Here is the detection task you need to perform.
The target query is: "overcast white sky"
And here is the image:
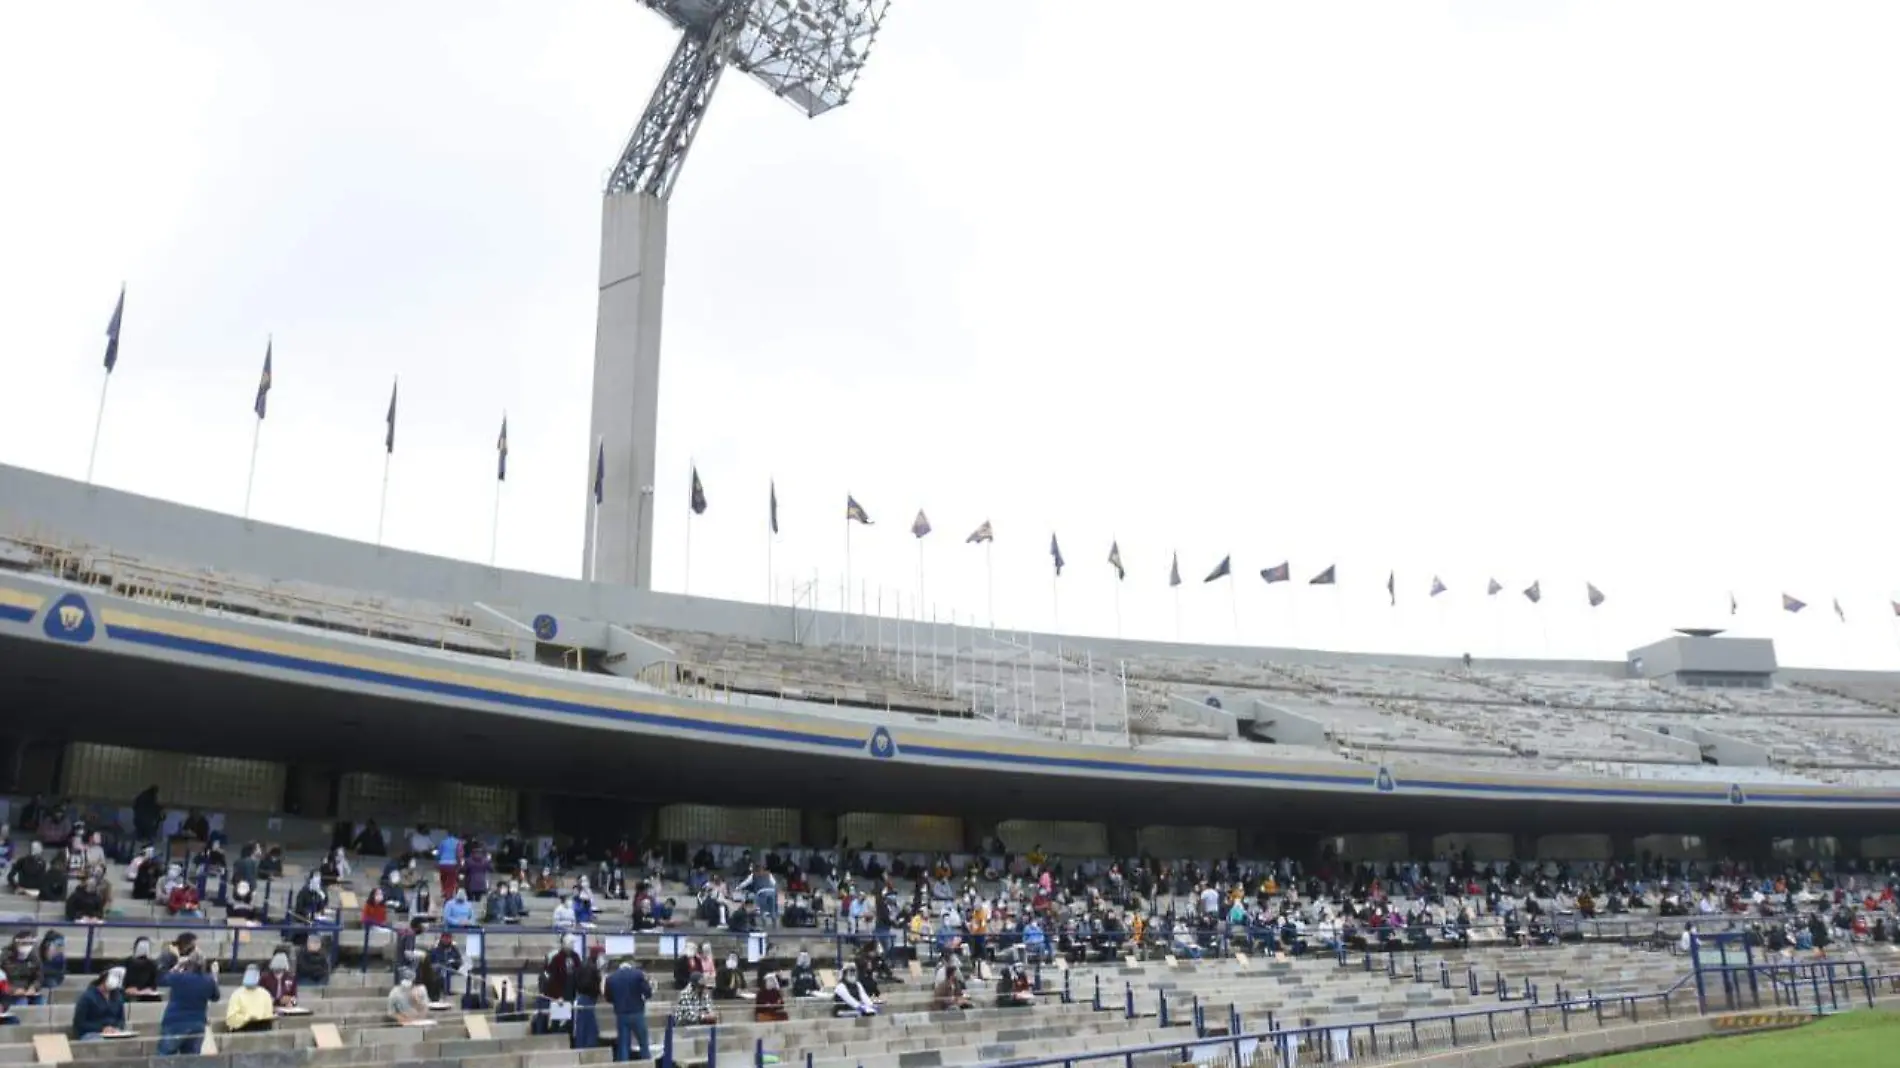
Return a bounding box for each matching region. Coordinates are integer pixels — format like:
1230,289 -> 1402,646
3,1 -> 1899,668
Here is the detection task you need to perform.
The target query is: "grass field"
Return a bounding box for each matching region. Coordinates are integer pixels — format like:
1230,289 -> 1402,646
1575,1010 -> 1900,1067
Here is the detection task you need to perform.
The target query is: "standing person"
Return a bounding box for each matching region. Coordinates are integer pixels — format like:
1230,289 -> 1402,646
604,958 -> 654,1063
156,955 -> 220,1056
436,830 -> 463,901
571,944 -> 605,1051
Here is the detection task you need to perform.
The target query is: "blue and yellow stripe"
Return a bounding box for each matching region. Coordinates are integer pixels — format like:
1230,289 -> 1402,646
0,581 -> 1895,809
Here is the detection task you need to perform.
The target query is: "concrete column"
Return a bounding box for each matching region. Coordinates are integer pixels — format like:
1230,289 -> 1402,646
583,192 -> 668,589
1610,833 -> 1638,862
1512,832 -> 1540,861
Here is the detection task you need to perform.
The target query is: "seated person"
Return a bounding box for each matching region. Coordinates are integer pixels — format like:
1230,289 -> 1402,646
380,869 -> 411,914
753,973 -> 788,1022
295,935 -> 332,985
361,886 -> 390,930
672,971 -> 718,1026
164,871 -> 203,918
69,968 -> 128,1040
226,880 -> 263,924
35,933 -> 67,992
441,890 -> 475,929
832,963 -> 878,1017
289,875 -> 330,925
261,952 -> 301,1011
64,875 -> 107,923
224,966 -> 275,1033
788,951 -> 822,998
485,880 -> 525,925
713,953 -> 747,1001
995,961 -> 1034,1008
121,939 -> 162,1001
933,960 -> 972,1011
386,969 -> 431,1024
318,848 -> 351,886
427,933 -> 464,996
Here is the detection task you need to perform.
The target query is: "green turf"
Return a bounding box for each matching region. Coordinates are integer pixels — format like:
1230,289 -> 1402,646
1572,1009 -> 1900,1067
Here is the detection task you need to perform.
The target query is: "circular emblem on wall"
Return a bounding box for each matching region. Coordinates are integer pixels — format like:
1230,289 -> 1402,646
43,593 -> 97,644
867,727 -> 898,760
1374,766 -> 1397,793
1728,783 -> 1746,806
532,613 -> 559,641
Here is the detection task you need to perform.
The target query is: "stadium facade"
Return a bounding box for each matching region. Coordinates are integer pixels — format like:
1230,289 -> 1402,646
2,461 -> 1897,861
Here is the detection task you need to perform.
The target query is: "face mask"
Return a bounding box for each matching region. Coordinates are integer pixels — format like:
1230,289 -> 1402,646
105,972 -> 123,991
400,978 -> 414,988
242,969 -> 261,988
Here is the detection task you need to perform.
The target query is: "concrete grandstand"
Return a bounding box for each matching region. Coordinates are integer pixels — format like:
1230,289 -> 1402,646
4,459 -> 1900,1068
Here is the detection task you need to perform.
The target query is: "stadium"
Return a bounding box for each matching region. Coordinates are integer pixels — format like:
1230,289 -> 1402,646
4,2 -> 1900,1068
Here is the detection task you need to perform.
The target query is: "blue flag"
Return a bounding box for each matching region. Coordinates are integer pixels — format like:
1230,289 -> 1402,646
593,440 -> 605,505
690,467 -> 707,515
384,379 -> 398,454
496,416 -> 508,481
103,287 -> 124,372
1050,534 -> 1064,575
253,342 -> 273,419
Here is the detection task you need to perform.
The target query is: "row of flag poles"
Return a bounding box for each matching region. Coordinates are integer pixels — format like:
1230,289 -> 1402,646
77,292 -> 1900,634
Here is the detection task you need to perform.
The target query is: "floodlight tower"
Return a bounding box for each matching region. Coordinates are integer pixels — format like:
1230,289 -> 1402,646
584,0 -> 890,588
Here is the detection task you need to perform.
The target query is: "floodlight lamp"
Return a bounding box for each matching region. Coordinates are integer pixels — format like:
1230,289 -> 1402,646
642,0 -> 893,118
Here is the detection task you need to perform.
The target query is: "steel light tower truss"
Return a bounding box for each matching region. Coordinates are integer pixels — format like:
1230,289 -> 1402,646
584,0 -> 890,590
609,0 -> 892,198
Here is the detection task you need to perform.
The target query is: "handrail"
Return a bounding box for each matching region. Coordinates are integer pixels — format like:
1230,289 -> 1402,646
1,531 -> 522,657
631,656 -> 972,719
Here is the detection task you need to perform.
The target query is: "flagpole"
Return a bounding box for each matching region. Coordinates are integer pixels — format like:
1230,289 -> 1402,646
1230,581 -> 1240,643
929,604 -> 939,691
489,477 -> 503,566
84,370 -> 112,485
375,450 -> 393,547
843,518 -> 852,645
767,526 -> 775,607
1085,649 -> 1098,738
1174,587 -> 1182,642
985,543 -> 995,632
685,512 -> 694,596
1053,571 -> 1067,735
1113,581 -> 1122,639
241,417 -> 263,520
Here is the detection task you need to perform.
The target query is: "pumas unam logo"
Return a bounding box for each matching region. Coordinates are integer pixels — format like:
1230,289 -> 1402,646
42,593 -> 97,644
1374,766 -> 1397,793
867,727 -> 897,760
1729,783 -> 1746,806
532,614 -> 559,641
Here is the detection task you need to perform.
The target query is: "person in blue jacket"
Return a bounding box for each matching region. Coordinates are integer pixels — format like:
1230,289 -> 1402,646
157,955 -> 220,1056
604,958 -> 655,1063
70,968 -> 127,1040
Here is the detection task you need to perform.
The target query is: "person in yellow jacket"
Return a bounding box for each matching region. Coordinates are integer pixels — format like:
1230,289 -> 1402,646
225,966 -> 276,1033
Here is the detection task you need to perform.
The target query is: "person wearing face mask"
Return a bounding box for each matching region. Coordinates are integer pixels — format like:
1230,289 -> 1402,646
36,933 -> 67,990
121,939 -> 161,1001
387,968 -> 431,1025
5,933 -> 42,1005
485,880 -> 525,925
225,966 -> 275,1033
261,951 -> 303,1013
291,875 -> 329,925
604,958 -> 655,1063
442,889 -> 474,929
226,879 -> 262,925
753,972 -> 788,1023
831,963 -> 877,1017
71,966 -> 128,1040
571,944 -> 605,1051
671,971 -> 718,1027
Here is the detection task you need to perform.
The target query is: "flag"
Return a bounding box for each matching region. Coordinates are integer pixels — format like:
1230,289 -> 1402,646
103,287 -> 124,372
1108,541 -> 1124,581
1486,578 -> 1502,596
1205,556 -> 1232,583
846,496 -> 872,524
1587,582 -> 1605,607
496,416 -> 508,481
769,481 -> 779,534
253,342 -> 273,419
1169,553 -> 1182,588
592,439 -> 605,505
965,520 -> 993,544
1523,580 -> 1542,604
1782,593 -> 1805,614
1050,534 -> 1065,575
1308,565 -> 1335,585
1386,570 -> 1396,605
384,379 -> 398,454
911,510 -> 931,538
1834,597 -> 1845,622
1260,561 -> 1290,584
1430,576 -> 1447,597
1892,599 -> 1899,617
689,467 -> 707,515
1729,591 -> 1737,616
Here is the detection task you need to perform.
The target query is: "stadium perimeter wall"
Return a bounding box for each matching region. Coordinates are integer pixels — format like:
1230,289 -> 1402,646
0,463 -> 1668,676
